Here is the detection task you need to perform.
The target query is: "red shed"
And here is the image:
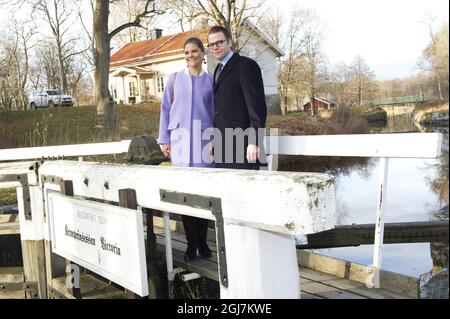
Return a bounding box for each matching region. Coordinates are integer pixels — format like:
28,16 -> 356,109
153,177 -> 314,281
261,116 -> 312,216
303,97 -> 337,112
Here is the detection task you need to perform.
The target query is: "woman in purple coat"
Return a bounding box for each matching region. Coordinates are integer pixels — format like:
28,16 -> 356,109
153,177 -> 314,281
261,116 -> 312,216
158,37 -> 214,262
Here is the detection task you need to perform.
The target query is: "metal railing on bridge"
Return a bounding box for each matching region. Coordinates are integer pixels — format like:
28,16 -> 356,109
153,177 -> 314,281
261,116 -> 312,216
367,95 -> 426,106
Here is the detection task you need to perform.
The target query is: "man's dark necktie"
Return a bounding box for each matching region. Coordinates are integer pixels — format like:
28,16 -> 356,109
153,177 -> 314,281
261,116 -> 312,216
215,63 -> 223,83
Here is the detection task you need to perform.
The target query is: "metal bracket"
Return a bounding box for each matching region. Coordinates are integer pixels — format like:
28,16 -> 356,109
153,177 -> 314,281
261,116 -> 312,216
0,174 -> 32,220
159,189 -> 229,288
0,281 -> 39,298
40,174 -> 64,185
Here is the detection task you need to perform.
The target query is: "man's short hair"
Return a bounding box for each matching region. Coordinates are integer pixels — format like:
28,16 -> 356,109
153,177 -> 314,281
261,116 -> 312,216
208,26 -> 232,40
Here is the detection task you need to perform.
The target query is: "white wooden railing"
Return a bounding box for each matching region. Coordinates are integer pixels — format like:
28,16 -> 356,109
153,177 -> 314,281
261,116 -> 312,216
264,132 -> 442,287
0,140 -> 131,162
0,131 -> 443,296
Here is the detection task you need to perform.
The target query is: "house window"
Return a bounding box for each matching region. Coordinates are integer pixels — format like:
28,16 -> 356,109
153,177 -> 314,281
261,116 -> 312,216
110,85 -> 117,99
129,81 -> 138,96
157,76 -> 165,93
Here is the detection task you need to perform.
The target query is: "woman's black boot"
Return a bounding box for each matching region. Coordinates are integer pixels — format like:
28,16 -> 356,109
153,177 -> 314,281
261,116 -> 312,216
197,219 -> 212,258
184,242 -> 198,262
183,216 -> 198,262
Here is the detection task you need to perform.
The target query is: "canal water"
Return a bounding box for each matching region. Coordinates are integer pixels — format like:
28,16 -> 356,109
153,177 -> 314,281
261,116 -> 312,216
310,116 -> 449,279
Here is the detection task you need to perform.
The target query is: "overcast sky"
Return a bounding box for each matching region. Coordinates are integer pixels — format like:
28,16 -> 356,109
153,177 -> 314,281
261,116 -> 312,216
272,0 -> 449,80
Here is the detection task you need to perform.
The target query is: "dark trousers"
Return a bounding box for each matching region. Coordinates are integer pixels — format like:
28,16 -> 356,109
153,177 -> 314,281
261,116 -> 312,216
182,215 -> 209,246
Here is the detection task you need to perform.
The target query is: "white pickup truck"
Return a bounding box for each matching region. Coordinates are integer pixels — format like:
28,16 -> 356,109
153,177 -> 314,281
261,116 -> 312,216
29,89 -> 74,109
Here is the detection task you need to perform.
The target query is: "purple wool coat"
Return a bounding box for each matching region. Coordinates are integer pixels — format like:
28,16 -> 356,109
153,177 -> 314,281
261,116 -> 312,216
158,69 -> 215,167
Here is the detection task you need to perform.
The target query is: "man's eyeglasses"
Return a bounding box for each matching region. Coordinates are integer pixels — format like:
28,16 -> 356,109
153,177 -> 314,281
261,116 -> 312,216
207,39 -> 227,49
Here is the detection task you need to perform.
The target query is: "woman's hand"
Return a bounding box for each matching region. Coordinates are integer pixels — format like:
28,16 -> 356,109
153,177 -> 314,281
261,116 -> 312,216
160,144 -> 171,157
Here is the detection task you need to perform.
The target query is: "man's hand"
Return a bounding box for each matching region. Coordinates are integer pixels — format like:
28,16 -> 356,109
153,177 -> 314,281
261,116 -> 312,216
246,144 -> 260,162
208,141 -> 214,158
160,144 -> 171,157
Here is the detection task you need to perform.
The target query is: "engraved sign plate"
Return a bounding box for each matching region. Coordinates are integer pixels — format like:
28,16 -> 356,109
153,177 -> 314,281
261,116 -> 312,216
47,192 -> 148,296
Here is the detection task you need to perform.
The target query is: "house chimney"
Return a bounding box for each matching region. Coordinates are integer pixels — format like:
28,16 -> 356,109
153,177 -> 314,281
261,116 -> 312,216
151,28 -> 163,39
193,18 -> 210,30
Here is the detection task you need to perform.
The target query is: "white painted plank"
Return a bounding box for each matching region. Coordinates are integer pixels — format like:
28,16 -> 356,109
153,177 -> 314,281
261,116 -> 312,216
0,140 -> 131,162
0,161 -> 37,170
220,225 -> 300,299
264,133 -> 442,158
372,158 -> 389,288
0,182 -> 20,189
1,133 -> 441,163
17,185 -> 45,241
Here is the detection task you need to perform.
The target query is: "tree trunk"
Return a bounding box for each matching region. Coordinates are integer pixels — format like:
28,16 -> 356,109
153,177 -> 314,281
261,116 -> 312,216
56,39 -> 68,93
437,73 -> 443,101
94,0 -> 115,129
358,76 -> 363,106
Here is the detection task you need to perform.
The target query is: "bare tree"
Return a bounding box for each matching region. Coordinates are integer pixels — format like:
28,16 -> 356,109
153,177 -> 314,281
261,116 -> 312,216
419,22 -> 449,100
272,8 -> 308,114
297,10 -> 326,115
109,0 -> 162,47
165,0 -> 265,51
77,0 -> 95,66
261,7 -> 328,115
349,55 -> 377,106
0,19 -> 35,110
258,6 -> 282,45
327,62 -> 353,107
93,0 -> 163,128
33,0 -> 88,94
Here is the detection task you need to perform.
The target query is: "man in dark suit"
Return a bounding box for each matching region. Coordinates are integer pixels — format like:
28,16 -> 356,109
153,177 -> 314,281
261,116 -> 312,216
208,26 -> 267,170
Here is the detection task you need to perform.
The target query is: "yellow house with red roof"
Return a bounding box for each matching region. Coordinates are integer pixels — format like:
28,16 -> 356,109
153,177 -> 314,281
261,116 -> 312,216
109,27 -> 284,114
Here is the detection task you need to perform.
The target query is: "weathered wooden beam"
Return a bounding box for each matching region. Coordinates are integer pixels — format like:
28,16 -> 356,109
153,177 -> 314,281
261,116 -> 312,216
14,167 -> 47,299
297,221 -> 449,249
142,208 -> 163,299
0,214 -> 19,224
0,267 -> 26,299
39,160 -> 336,236
0,222 -> 20,235
297,251 -> 419,298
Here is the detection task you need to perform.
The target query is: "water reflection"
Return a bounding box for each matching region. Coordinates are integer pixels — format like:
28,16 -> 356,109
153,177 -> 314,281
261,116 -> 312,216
306,116 -> 449,278
430,206 -> 449,275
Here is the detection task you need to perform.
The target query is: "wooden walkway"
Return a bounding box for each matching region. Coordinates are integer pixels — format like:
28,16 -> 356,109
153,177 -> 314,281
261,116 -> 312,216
153,230 -> 416,299
0,220 -> 419,299
0,214 -> 19,236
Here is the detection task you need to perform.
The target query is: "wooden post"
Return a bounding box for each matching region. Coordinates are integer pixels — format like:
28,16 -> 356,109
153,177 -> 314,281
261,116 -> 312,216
118,188 -> 145,299
17,183 -> 48,299
60,180 -> 81,298
43,182 -> 67,300
219,224 -> 301,298
142,207 -> 162,299
43,182 -> 64,300
372,158 -> 389,288
163,211 -> 175,299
